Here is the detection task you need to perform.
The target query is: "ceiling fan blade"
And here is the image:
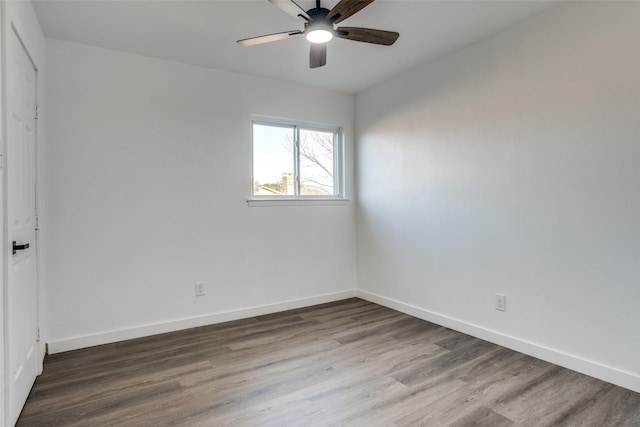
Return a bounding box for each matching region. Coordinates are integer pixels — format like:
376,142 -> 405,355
237,30 -> 303,47
326,0 -> 375,24
335,27 -> 399,46
268,0 -> 311,22
310,43 -> 327,68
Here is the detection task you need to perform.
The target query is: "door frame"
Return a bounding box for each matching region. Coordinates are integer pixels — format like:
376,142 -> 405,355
2,14 -> 42,425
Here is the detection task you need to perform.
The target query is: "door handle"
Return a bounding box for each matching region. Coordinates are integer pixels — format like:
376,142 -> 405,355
12,241 -> 30,255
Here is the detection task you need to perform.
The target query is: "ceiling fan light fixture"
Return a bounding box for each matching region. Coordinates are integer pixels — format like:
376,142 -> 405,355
306,28 -> 333,44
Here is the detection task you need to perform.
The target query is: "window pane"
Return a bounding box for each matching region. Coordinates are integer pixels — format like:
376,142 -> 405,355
299,129 -> 335,196
253,124 -> 295,196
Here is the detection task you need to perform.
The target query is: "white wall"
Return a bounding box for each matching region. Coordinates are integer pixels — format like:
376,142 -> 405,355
42,39 -> 357,352
356,1 -> 640,392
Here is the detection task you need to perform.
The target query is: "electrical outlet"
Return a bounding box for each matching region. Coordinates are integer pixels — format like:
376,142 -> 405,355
195,282 -> 205,297
495,294 -> 506,312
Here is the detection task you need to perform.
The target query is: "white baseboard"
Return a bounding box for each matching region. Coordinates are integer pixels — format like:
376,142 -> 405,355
356,289 -> 640,394
47,288 -> 640,393
47,290 -> 357,354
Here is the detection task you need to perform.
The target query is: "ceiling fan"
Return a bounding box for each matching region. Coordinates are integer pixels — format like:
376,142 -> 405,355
237,0 -> 399,69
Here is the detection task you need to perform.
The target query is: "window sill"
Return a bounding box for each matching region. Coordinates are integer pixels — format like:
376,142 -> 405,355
247,198 -> 350,207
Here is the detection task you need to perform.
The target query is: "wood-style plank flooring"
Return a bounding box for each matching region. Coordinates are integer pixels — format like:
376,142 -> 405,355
18,298 -> 640,426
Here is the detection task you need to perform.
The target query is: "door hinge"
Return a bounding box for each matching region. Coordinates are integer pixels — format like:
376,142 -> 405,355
37,326 -> 41,342
35,103 -> 39,120
35,214 -> 40,231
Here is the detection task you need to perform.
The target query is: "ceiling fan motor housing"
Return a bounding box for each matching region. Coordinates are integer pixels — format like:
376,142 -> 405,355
305,7 -> 334,44
305,7 -> 333,31
307,7 -> 331,22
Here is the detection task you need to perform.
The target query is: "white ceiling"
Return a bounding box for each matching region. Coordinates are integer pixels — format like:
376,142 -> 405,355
32,0 -> 558,94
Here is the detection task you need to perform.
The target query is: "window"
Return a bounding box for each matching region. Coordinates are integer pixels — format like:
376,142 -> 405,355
252,120 -> 342,199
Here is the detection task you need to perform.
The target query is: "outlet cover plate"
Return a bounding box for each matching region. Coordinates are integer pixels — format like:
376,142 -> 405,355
195,282 -> 205,297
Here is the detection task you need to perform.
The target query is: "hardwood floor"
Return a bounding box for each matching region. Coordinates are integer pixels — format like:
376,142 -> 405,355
17,298 -> 640,426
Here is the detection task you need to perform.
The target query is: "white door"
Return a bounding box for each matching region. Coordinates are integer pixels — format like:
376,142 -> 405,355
6,26 -> 38,426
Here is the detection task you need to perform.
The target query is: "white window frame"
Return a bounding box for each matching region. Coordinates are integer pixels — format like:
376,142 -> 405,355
249,117 -> 347,206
